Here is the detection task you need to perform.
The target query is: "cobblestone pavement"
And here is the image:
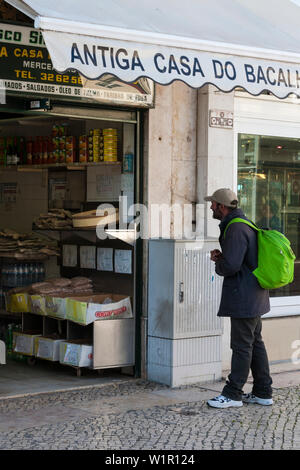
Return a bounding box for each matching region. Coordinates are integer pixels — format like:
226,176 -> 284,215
0,379 -> 299,451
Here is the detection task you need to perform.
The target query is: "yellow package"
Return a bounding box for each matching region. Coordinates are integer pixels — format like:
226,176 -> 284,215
6,293 -> 29,313
45,296 -> 67,319
29,295 -> 47,316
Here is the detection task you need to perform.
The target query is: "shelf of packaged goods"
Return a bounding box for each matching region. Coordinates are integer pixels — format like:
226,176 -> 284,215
0,253 -> 49,261
32,225 -> 97,232
0,162 -> 121,171
32,225 -> 123,232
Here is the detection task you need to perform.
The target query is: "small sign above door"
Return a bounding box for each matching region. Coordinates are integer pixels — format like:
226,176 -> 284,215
209,110 -> 233,129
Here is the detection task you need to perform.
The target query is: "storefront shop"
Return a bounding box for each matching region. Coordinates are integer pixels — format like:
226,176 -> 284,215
0,16 -> 155,395
2,0 -> 300,391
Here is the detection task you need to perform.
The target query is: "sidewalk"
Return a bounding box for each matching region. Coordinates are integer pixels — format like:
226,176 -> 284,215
0,363 -> 299,450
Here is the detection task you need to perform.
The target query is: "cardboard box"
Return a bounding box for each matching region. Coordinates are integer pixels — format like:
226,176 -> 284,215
45,296 -> 68,319
59,340 -> 93,367
35,336 -> 66,361
65,294 -> 133,325
5,292 -> 29,313
28,294 -> 47,316
13,331 -> 41,356
59,341 -> 68,363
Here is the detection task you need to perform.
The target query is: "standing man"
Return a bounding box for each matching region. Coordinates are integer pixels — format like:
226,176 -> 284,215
204,188 -> 273,409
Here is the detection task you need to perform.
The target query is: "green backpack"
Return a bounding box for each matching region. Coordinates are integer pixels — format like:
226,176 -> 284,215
224,217 -> 296,290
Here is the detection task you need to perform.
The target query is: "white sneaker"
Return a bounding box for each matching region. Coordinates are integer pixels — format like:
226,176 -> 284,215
242,393 -> 273,406
207,394 -> 243,409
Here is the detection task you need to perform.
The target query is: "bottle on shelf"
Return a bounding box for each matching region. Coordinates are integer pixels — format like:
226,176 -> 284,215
41,263 -> 46,282
11,137 -> 19,165
35,263 -> 43,282
33,263 -> 39,283
11,146 -> 18,165
6,265 -> 13,287
29,263 -> 34,284
1,265 -> 8,286
19,137 -> 26,165
26,137 -> 33,165
24,264 -> 29,286
17,264 -> 23,287
36,137 -> 42,165
42,139 -> 48,164
123,147 -> 134,173
6,145 -> 12,165
13,264 -> 17,287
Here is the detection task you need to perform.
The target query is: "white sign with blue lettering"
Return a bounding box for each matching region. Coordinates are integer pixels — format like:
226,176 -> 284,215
42,30 -> 300,99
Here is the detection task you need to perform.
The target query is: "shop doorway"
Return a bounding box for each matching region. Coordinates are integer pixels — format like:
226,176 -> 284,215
0,102 -> 143,397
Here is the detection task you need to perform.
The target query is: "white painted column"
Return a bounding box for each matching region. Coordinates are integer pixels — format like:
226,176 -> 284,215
147,82 -> 197,239
196,85 -> 235,238
142,82 -> 198,380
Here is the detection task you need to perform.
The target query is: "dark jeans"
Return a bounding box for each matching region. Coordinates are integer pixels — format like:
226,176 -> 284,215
222,316 -> 272,401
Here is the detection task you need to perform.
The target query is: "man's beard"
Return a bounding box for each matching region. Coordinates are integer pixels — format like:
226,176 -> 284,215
212,208 -> 222,220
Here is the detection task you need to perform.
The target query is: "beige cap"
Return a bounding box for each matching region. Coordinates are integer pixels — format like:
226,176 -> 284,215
204,188 -> 238,208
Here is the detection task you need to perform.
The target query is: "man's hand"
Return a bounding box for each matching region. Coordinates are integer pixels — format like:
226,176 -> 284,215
210,249 -> 222,262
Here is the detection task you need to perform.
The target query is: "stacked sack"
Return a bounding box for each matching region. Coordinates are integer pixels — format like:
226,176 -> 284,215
8,276 -> 94,297
30,277 -> 93,296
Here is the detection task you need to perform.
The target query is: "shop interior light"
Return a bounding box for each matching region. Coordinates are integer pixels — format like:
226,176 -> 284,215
255,173 -> 266,179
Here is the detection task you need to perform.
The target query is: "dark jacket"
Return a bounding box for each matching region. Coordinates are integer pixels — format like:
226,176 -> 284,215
215,208 -> 270,318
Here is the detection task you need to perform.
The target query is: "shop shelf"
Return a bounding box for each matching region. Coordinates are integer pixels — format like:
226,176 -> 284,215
0,161 -> 121,171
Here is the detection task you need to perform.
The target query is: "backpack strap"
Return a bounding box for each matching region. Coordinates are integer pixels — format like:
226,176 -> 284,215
223,217 -> 259,239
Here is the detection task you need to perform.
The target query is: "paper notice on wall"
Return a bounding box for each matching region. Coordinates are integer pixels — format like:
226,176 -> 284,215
0,182 -> 17,204
97,247 -> 113,271
86,165 -> 121,202
96,174 -> 120,201
62,244 -> 77,267
80,245 -> 96,269
49,179 -> 67,201
114,249 -> 132,274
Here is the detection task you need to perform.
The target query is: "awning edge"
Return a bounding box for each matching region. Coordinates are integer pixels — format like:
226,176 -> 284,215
42,28 -> 300,99
35,16 -> 300,65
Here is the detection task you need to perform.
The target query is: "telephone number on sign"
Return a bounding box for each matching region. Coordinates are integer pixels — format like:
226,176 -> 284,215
40,73 -> 82,84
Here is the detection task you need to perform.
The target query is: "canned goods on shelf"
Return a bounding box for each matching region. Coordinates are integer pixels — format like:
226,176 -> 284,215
104,146 -> 117,151
104,141 -> 117,146
103,130 -> 117,136
104,155 -> 118,162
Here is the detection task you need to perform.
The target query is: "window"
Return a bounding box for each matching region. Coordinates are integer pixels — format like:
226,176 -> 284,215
238,133 -> 300,297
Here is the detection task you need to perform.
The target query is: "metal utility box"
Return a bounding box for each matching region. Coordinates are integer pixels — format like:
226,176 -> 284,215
147,239 -> 223,387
